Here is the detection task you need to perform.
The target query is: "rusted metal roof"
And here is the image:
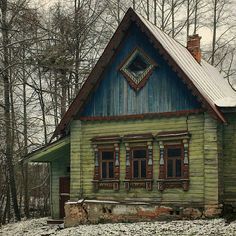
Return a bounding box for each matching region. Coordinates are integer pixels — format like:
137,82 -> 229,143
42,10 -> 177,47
51,8 -> 236,140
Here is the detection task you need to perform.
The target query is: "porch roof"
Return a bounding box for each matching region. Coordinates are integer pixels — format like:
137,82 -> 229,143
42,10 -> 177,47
24,137 -> 70,163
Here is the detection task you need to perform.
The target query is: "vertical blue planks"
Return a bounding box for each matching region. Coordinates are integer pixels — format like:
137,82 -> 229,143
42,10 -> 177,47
81,23 -> 201,117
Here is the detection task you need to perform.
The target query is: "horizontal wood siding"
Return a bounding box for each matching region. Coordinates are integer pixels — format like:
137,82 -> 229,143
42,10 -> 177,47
203,114 -> 220,207
70,121 -> 82,200
70,114 -> 205,205
223,113 -> 236,204
51,156 -> 70,219
81,23 -> 201,117
218,124 -> 223,203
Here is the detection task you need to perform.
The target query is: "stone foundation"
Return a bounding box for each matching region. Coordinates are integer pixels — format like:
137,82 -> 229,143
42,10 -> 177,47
64,200 -> 222,227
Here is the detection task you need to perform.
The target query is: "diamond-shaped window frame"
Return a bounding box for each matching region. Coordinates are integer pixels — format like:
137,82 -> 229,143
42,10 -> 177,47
120,48 -> 156,91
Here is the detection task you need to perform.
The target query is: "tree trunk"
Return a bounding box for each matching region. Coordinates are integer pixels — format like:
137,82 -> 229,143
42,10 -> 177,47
1,0 -> 21,222
22,47 -> 29,218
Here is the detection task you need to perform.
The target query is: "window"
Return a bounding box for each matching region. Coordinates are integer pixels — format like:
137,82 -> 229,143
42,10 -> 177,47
157,131 -> 190,191
123,133 -> 154,191
101,150 -> 114,179
120,48 -> 155,91
127,54 -> 149,78
165,145 -> 183,178
132,148 -> 147,179
91,135 -> 121,191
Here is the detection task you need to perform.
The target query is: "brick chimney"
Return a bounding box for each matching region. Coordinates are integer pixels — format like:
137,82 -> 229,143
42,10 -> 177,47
187,34 -> 202,63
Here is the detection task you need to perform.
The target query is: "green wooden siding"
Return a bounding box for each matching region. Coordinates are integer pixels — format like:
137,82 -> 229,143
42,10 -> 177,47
70,121 -> 83,200
69,114 -> 215,206
51,156 -> 70,219
223,113 -> 236,205
203,114 -> 221,208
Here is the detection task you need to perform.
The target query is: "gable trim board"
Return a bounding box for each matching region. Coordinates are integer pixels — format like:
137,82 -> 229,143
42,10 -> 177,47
80,109 -> 204,121
52,8 -> 234,140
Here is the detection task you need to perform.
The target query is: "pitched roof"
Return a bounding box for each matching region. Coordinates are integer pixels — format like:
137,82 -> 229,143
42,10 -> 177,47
140,13 -> 236,107
52,8 -> 236,139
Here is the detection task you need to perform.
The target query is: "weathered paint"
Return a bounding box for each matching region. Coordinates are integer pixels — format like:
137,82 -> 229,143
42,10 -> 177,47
81,23 -> 201,117
28,137 -> 70,162
50,156 -> 70,219
70,114 -> 208,206
223,113 -> 236,205
70,120 -> 83,201
27,138 -> 70,219
203,114 -> 221,209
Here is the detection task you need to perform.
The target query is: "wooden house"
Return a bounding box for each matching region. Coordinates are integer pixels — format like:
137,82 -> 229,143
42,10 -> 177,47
26,8 -> 236,223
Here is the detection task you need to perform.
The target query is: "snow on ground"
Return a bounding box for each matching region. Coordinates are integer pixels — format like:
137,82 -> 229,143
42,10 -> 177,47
1,218 -> 236,236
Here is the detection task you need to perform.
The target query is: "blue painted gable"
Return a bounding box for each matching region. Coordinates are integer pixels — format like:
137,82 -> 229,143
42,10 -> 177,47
81,23 -> 201,117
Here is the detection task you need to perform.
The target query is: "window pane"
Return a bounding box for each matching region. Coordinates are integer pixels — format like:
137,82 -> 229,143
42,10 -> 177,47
167,148 -> 181,157
167,160 -> 173,177
102,162 -> 107,178
109,162 -> 114,178
133,160 -> 139,178
102,151 -> 113,160
127,54 -> 149,78
133,149 -> 146,158
141,160 -> 146,178
176,159 -> 182,177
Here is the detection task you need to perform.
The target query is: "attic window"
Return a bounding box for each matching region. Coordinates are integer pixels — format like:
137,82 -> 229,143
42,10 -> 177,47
120,48 -> 155,91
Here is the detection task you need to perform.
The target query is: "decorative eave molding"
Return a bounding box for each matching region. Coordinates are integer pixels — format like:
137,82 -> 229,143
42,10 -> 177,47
123,133 -> 154,143
91,135 -> 121,145
156,130 -> 191,141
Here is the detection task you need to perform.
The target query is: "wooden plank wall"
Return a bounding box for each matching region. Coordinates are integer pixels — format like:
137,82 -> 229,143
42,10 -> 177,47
70,114 -> 205,206
51,156 -> 70,219
81,23 -> 201,117
203,114 -> 220,208
70,121 -> 83,200
223,113 -> 236,205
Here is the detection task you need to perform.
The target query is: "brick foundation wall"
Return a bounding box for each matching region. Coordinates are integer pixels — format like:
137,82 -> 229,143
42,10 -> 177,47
64,200 -> 222,227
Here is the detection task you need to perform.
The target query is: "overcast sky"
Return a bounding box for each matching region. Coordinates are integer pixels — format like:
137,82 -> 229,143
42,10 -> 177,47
32,0 -> 231,46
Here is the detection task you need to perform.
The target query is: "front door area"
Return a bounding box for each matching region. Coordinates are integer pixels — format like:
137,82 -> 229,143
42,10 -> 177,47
59,176 -> 70,218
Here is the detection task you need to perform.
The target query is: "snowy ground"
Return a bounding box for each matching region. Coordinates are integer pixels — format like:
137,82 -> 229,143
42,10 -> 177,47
1,218 -> 236,236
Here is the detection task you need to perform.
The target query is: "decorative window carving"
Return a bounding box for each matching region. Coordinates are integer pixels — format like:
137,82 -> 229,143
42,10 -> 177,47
123,133 -> 153,191
120,48 -> 156,91
157,131 -> 190,191
91,136 -> 121,191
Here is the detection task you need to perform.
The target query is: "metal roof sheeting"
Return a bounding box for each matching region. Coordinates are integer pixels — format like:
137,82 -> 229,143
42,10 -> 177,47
138,13 -> 236,108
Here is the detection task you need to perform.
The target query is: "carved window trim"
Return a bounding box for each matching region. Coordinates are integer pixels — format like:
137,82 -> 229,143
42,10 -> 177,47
91,136 -> 121,191
123,133 -> 154,191
156,131 -> 190,191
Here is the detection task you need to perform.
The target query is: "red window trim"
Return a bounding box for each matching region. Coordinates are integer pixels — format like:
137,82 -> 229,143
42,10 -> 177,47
164,144 -> 184,179
158,140 -> 190,191
124,143 -> 153,191
93,143 -> 120,191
